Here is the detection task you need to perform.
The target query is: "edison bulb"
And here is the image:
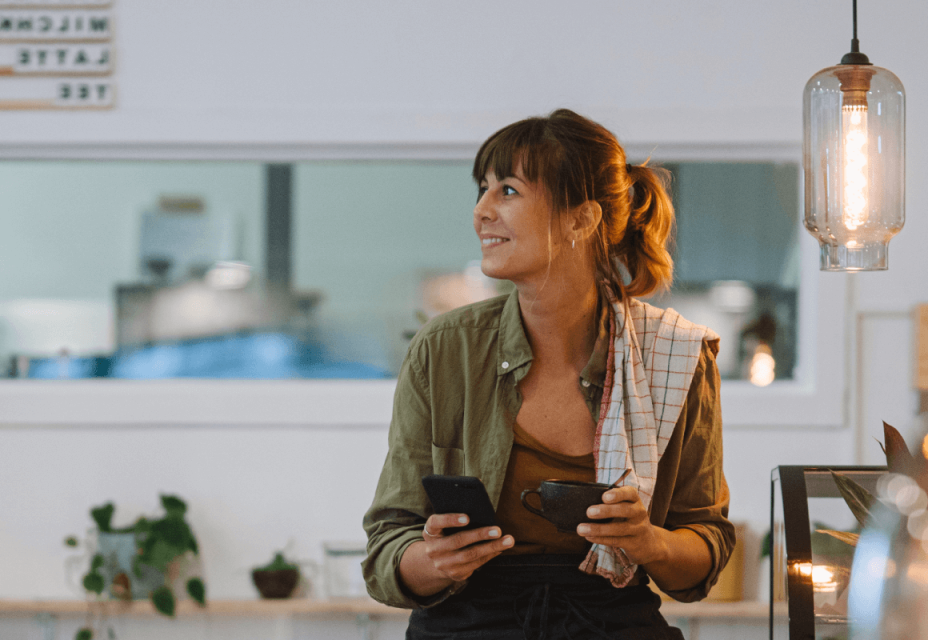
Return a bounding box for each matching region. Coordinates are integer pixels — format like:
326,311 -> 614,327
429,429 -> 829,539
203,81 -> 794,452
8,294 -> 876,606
803,63 -> 905,271
842,105 -> 869,230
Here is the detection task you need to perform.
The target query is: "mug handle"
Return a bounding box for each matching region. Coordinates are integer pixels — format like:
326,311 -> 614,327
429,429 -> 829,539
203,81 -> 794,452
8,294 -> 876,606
520,489 -> 545,518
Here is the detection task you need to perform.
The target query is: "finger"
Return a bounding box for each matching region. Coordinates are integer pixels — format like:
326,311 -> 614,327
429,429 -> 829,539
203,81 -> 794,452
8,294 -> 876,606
602,486 -> 639,504
435,536 -> 514,580
428,513 -> 471,535
443,526 -> 503,550
453,536 -> 515,569
586,503 -> 643,520
576,521 -> 638,538
585,504 -> 627,520
585,535 -> 635,548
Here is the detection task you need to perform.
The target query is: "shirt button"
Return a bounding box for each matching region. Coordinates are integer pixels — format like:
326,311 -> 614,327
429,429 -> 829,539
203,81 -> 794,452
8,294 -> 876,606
502,361 -> 509,369
581,380 -> 590,388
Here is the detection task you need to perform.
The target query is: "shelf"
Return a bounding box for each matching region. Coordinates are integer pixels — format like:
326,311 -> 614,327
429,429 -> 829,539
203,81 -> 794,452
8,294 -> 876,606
0,597 -> 408,618
0,598 -> 776,620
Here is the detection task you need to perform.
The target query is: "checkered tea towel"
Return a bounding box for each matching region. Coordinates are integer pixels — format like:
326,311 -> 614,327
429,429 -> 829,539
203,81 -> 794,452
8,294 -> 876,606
578,296 -> 719,587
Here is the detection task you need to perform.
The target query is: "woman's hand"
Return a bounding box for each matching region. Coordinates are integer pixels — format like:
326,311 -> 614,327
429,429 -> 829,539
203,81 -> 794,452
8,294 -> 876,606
575,486 -> 713,592
421,513 -> 514,581
575,486 -> 669,566
398,514 -> 513,597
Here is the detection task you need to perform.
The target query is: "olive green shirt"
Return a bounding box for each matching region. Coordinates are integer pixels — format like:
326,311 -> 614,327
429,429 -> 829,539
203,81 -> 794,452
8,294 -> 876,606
362,288 -> 734,608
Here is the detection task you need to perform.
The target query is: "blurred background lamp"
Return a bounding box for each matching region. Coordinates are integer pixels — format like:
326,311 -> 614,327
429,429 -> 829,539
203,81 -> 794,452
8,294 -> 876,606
206,261 -> 252,290
802,0 -> 905,271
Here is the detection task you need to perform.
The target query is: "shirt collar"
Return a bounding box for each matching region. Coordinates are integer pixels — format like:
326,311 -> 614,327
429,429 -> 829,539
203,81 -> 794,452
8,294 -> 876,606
497,288 -> 533,376
580,299 -> 610,388
497,287 -> 610,388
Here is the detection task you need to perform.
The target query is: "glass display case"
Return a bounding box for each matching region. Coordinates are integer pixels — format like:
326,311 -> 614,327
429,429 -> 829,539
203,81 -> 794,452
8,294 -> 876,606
771,465 -> 887,640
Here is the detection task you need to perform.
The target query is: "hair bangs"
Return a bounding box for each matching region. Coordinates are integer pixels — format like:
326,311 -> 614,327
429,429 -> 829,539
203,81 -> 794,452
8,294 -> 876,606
471,117 -> 555,187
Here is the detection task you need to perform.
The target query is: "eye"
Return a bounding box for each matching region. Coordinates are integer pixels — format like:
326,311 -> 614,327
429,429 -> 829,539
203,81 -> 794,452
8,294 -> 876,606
477,185 -> 488,203
502,185 -> 518,196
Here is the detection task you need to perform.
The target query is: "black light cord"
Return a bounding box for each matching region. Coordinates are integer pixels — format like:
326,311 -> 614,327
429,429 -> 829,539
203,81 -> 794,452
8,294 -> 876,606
851,0 -> 860,53
841,0 -> 871,65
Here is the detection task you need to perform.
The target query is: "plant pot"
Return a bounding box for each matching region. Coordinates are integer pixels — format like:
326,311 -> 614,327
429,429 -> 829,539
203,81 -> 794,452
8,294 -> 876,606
252,568 -> 300,599
96,531 -> 164,600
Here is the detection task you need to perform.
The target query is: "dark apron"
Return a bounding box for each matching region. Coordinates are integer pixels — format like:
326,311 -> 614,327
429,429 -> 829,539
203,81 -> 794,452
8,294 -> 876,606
406,554 -> 685,640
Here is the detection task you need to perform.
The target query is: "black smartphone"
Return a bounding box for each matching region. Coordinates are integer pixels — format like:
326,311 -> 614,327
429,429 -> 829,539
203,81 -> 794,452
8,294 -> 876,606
421,474 -> 497,535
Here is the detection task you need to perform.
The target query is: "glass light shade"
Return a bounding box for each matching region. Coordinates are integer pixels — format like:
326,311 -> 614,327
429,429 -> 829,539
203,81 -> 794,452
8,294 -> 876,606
803,64 -> 905,271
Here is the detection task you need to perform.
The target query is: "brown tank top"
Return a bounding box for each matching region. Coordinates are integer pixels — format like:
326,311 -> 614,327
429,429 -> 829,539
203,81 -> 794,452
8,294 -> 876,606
496,421 -> 596,555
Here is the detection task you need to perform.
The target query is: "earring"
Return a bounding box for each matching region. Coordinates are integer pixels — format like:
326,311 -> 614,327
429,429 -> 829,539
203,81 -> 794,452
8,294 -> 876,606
572,239 -> 576,249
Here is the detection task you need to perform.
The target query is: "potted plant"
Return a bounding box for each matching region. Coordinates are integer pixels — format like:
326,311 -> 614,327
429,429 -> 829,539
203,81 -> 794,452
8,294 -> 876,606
824,422 -> 919,546
251,551 -> 301,599
65,494 -> 207,640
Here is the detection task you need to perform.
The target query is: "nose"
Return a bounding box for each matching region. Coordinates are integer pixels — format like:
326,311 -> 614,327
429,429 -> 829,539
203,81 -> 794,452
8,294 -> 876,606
474,190 -> 495,223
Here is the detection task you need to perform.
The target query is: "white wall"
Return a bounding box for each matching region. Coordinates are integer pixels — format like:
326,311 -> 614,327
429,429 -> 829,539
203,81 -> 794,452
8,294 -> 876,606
1,1 -> 927,632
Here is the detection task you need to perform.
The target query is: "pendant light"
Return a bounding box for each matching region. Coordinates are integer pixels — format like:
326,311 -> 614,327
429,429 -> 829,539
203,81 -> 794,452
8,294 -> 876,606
803,0 -> 905,271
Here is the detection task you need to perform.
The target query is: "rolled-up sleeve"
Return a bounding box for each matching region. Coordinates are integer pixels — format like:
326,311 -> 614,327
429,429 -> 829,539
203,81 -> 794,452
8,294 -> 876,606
361,337 -> 464,609
655,342 -> 736,603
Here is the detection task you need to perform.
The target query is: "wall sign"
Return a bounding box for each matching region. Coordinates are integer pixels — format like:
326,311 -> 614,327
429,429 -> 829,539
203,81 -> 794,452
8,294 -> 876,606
0,1 -> 113,109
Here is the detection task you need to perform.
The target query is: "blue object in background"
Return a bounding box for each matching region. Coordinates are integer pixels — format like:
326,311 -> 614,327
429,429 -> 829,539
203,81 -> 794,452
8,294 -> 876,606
27,356 -> 111,379
27,332 -> 391,380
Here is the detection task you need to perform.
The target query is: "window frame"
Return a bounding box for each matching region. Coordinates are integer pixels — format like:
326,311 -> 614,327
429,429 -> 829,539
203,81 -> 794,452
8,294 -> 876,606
0,141 -> 847,430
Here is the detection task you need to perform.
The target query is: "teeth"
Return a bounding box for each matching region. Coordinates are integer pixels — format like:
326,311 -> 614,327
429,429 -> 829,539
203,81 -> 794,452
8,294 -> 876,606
482,238 -> 508,245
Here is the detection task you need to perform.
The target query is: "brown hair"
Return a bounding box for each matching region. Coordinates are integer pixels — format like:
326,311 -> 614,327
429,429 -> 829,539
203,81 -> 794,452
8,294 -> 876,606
472,108 -> 675,300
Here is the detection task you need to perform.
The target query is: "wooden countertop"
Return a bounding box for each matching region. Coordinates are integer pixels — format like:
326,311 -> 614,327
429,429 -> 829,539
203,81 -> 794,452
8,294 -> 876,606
0,598 -> 779,619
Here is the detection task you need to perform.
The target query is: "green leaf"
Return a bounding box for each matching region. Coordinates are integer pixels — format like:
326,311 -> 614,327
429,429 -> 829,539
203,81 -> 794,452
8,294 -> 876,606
91,553 -> 105,571
83,572 -> 104,595
884,421 -> 918,476
831,470 -> 876,528
133,517 -> 151,535
151,586 -> 175,617
160,495 -> 187,518
64,536 -> 79,548
75,628 -> 93,640
259,552 -> 299,572
816,529 -> 861,547
150,518 -> 190,549
760,530 -> 772,558
186,577 -> 206,605
90,503 -> 115,533
139,538 -> 184,573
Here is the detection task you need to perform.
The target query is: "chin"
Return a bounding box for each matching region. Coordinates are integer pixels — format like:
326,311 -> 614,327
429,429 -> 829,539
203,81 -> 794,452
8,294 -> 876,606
479,260 -> 506,281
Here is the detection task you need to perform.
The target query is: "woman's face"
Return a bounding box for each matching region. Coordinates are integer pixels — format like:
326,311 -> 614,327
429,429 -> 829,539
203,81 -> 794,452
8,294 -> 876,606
473,161 -> 566,285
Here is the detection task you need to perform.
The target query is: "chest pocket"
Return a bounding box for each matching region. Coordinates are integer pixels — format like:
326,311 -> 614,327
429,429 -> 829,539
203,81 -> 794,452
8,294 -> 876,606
431,444 -> 465,476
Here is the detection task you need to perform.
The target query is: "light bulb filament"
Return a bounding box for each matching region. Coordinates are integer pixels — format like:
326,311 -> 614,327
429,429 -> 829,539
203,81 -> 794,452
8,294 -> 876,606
842,105 -> 869,230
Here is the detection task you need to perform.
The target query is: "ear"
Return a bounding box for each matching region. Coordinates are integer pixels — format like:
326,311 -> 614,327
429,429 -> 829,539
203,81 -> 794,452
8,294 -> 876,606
570,201 -> 602,241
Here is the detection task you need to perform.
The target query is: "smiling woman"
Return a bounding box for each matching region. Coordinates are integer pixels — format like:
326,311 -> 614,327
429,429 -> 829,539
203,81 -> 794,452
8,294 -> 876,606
363,109 -> 736,639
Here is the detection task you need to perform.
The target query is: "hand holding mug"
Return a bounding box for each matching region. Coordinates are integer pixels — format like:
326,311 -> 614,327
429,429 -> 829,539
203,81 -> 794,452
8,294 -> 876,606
575,486 -> 669,566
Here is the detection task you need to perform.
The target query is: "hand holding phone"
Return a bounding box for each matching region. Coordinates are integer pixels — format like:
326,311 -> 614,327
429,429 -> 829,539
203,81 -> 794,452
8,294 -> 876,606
421,474 -> 497,535
399,475 -> 513,592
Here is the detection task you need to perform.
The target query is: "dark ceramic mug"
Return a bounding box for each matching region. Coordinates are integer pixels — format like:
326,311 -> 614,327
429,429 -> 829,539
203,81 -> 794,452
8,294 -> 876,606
520,479 -> 619,534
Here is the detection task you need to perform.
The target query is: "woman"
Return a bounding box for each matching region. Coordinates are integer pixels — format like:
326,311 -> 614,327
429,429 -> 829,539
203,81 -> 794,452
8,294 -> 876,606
363,109 -> 735,639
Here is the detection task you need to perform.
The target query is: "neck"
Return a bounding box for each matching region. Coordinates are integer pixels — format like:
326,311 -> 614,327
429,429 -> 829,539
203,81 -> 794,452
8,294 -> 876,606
517,273 -> 602,372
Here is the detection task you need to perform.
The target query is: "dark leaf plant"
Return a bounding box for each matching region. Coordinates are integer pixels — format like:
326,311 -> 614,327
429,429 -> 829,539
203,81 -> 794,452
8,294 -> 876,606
820,422 -> 921,547
65,495 -> 207,640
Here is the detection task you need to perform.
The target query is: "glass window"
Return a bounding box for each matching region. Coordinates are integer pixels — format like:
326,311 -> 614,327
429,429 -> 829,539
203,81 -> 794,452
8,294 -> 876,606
653,162 -> 800,384
0,159 -> 798,381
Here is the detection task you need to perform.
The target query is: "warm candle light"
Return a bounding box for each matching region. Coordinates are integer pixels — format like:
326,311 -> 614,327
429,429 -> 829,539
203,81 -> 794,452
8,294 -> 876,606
812,565 -> 838,592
